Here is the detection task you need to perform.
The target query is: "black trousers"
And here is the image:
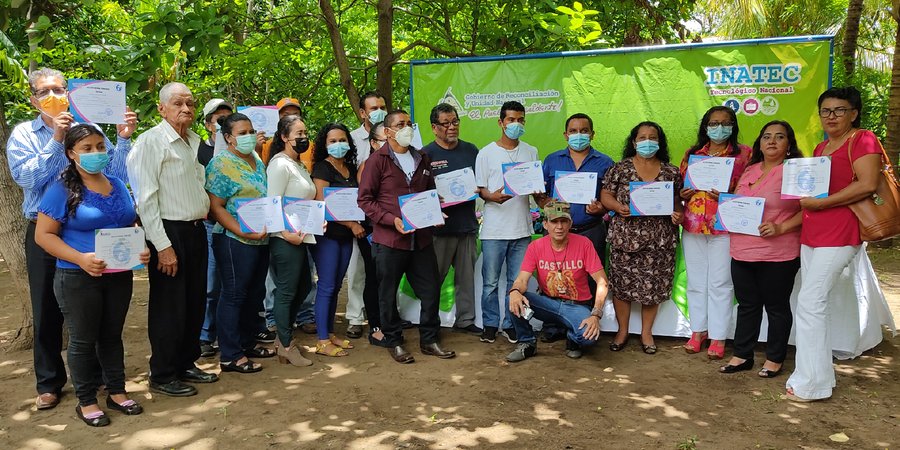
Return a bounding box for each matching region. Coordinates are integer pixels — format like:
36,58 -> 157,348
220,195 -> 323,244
147,220 -> 208,383
54,270 -> 132,405
372,243 -> 440,347
731,257 -> 801,363
25,221 -> 67,394
356,236 -> 381,329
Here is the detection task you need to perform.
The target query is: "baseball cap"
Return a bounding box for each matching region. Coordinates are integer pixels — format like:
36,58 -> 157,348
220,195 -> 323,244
544,200 -> 572,221
276,97 -> 302,111
202,98 -> 233,117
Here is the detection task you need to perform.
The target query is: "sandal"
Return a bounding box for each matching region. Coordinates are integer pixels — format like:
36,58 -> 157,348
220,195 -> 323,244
758,362 -> 783,378
609,336 -> 628,352
220,358 -> 263,373
330,335 -> 354,350
245,346 -> 276,358
684,331 -> 708,354
707,340 -> 725,360
76,405 -> 110,427
316,341 -> 349,357
641,344 -> 658,355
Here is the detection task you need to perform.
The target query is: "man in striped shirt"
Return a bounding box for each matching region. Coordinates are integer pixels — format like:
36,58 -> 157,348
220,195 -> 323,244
127,82 -> 218,397
6,68 -> 137,410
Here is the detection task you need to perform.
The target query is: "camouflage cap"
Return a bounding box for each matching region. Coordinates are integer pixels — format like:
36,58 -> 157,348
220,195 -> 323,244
544,200 -> 571,221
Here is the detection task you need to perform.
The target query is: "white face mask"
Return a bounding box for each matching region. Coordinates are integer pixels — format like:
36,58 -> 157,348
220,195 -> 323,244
394,126 -> 414,147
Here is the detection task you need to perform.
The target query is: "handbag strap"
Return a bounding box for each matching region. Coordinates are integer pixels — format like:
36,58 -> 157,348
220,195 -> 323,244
846,130 -> 893,182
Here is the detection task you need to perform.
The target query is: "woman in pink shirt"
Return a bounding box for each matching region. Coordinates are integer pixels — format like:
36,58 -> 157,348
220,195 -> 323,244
719,121 -> 802,378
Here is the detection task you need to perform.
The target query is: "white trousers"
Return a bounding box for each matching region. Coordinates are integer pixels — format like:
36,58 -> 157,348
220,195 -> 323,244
345,239 -> 366,326
682,232 -> 734,340
786,244 -> 859,400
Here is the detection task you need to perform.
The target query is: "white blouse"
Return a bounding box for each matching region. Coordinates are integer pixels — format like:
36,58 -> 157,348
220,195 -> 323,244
267,152 -> 317,243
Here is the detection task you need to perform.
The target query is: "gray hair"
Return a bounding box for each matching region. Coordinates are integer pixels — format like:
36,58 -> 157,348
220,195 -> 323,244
159,82 -> 192,104
28,68 -> 66,93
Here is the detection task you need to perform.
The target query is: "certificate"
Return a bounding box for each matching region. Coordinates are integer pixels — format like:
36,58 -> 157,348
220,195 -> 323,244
67,79 -> 126,124
502,161 -> 544,196
324,187 -> 365,221
94,227 -> 145,271
283,197 -> 326,235
235,197 -> 286,234
684,155 -> 735,192
781,157 -> 831,199
714,194 -> 765,236
237,106 -> 279,136
553,171 -> 598,204
629,181 -> 674,216
434,167 -> 478,207
398,189 -> 444,231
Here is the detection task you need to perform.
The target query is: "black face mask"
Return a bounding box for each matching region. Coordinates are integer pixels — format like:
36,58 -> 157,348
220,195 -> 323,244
294,138 -> 310,153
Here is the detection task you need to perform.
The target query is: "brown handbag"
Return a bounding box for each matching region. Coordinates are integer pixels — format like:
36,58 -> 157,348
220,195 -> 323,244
846,131 -> 900,242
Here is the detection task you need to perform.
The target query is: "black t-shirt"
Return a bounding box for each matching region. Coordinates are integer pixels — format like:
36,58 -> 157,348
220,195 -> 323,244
198,139 -> 214,167
311,159 -> 358,240
422,139 -> 479,235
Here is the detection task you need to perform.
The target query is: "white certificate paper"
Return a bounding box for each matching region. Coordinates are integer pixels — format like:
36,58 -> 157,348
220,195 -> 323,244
399,189 -> 444,231
237,106 -> 279,136
434,167 -> 478,207
324,187 -> 365,221
283,197 -> 326,235
714,194 -> 765,236
629,181 -> 674,216
94,227 -> 145,271
781,157 -> 831,199
502,161 -> 544,196
685,155 -> 735,192
553,171 -> 598,204
68,79 -> 126,124
235,197 -> 286,234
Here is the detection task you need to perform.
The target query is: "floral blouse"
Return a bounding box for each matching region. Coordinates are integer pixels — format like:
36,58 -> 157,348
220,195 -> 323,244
205,150 -> 268,245
678,142 -> 752,234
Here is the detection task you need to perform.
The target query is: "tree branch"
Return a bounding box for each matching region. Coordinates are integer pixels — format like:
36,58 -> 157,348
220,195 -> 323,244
392,39 -> 473,60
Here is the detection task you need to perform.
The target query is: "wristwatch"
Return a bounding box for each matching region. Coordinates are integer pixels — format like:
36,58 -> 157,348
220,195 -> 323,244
590,307 -> 602,318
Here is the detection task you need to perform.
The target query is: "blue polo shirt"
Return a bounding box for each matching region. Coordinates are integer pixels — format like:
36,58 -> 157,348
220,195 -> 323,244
543,147 -> 615,227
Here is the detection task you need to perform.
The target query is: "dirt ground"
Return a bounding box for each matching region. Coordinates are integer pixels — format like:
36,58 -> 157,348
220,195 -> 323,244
0,248 -> 897,450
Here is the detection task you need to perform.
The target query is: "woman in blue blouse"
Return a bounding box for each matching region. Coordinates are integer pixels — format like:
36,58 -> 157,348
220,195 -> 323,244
35,124 -> 149,427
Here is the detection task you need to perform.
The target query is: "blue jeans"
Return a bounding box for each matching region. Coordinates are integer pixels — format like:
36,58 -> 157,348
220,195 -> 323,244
309,235 -> 353,341
264,252 -> 316,328
200,222 -> 220,343
512,292 -> 598,347
480,238 -> 530,329
213,234 -> 269,362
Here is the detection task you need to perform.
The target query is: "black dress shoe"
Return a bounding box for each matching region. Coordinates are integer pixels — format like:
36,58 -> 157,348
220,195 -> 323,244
76,405 -> 110,427
420,342 -> 456,359
388,345 -> 415,364
179,367 -> 219,384
150,380 -> 198,397
720,359 -> 754,374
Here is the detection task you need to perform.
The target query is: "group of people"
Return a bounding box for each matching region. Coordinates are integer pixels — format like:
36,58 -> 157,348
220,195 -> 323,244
7,65 -> 886,427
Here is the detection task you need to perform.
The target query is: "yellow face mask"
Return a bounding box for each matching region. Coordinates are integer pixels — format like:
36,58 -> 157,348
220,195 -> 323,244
38,93 -> 69,117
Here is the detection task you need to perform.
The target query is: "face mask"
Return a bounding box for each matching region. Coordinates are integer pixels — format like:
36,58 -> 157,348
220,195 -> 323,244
234,134 -> 257,155
504,122 -> 525,140
567,133 -> 590,152
76,151 -> 109,174
394,126 -> 414,147
635,140 -> 660,158
707,125 -> 733,143
327,141 -> 351,158
368,109 -> 387,124
294,137 -> 310,154
38,93 -> 69,117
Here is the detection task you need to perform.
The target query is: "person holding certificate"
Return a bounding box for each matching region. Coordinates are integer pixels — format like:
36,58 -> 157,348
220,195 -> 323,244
679,106 -> 752,359
600,122 -> 683,354
206,113 -> 273,374
785,87 -> 884,402
34,124 -> 148,426
719,121 -> 803,377
266,114 -> 316,367
310,123 -> 362,357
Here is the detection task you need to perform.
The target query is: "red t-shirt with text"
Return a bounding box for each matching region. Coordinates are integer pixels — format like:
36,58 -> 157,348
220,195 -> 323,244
520,234 -> 603,302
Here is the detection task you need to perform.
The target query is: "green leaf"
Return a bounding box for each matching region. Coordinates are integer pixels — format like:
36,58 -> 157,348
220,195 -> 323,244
573,2 -> 583,12
142,22 -> 167,41
556,6 -> 575,15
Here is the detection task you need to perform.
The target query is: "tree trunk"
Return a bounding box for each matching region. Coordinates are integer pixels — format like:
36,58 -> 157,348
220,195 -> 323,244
0,99 -> 34,351
376,0 -> 393,109
319,0 -> 361,114
841,0 -> 864,77
886,21 -> 900,172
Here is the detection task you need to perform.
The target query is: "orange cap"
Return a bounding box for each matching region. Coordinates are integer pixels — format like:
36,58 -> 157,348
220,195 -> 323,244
276,97 -> 301,111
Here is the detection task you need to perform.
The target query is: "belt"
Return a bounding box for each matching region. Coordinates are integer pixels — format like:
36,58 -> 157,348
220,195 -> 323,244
570,221 -> 601,234
162,219 -> 205,227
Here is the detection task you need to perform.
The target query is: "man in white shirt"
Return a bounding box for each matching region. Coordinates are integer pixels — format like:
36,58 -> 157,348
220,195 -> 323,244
474,100 -> 539,344
127,82 -> 219,397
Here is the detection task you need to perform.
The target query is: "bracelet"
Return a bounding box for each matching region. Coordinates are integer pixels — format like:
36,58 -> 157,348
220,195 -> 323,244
508,288 -> 522,295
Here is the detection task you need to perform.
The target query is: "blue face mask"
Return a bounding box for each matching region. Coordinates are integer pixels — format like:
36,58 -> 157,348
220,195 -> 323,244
235,134 -> 257,155
567,133 -> 591,152
368,109 -> 387,124
327,141 -> 351,159
504,122 -> 525,140
635,140 -> 660,158
77,151 -> 110,174
707,125 -> 733,143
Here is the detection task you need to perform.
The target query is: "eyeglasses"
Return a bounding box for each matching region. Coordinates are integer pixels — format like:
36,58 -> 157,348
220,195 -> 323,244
389,122 -> 417,130
819,107 -> 855,118
434,119 -> 460,129
33,87 -> 66,98
708,121 -> 734,127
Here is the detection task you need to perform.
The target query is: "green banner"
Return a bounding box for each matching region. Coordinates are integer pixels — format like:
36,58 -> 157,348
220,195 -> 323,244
411,36 -> 833,161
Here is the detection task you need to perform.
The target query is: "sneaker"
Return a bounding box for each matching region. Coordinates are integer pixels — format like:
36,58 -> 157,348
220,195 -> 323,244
501,327 -> 518,343
199,340 -> 218,358
565,338 -> 583,359
506,342 -> 537,362
255,330 -> 276,343
480,326 -> 498,343
453,324 -> 483,335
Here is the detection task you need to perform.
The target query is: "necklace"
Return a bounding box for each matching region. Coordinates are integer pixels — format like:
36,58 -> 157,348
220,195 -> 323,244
505,146 -> 521,163
551,239 -> 569,280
